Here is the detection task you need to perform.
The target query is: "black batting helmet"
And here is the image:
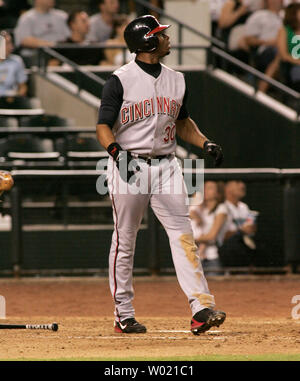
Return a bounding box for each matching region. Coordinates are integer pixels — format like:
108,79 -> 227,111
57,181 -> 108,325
124,15 -> 170,53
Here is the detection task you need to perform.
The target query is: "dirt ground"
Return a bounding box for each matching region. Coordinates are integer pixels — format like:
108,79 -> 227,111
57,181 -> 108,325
0,276 -> 300,360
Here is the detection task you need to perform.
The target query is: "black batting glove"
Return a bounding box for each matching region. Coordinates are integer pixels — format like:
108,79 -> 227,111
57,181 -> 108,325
203,140 -> 224,167
107,142 -> 140,184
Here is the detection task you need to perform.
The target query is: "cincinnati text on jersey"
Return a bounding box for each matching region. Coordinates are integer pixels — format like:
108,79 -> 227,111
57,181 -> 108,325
121,96 -> 181,125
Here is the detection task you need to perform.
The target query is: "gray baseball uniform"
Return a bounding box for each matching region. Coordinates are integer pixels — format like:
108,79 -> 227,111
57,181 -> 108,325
99,59 -> 216,323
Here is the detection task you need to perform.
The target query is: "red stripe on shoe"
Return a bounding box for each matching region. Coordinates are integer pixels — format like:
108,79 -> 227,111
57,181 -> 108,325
191,318 -> 205,329
114,325 -> 123,333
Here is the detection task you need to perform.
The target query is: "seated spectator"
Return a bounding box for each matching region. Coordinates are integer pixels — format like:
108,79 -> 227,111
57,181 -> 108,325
87,0 -> 120,43
14,0 -> 70,66
283,0 -> 300,6
0,31 -> 27,96
244,0 -> 283,90
218,180 -> 258,267
135,0 -> 164,20
218,0 -> 251,48
89,0 -> 129,15
0,0 -> 31,29
277,3 -> 300,91
189,181 -> 228,275
55,10 -> 104,65
66,10 -> 90,44
101,14 -> 135,66
210,0 -> 228,37
218,0 -> 263,65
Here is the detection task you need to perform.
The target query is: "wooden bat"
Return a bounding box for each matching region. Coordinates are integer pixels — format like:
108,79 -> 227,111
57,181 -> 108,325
0,323 -> 58,331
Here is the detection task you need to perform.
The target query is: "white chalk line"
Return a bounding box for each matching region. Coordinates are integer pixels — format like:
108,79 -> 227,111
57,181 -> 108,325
24,334 -> 227,341
153,330 -> 222,334
62,336 -> 227,341
20,329 -> 227,340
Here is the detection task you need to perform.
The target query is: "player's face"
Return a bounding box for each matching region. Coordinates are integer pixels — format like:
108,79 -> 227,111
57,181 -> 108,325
156,31 -> 171,57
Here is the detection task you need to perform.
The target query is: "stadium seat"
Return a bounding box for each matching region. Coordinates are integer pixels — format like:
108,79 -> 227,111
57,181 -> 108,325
56,136 -> 108,161
0,138 -> 7,159
0,97 -> 33,109
4,135 -> 61,166
0,117 -> 18,127
0,97 -> 44,117
19,114 -> 74,127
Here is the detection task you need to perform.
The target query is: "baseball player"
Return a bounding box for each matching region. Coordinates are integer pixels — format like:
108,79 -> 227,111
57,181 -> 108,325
96,15 -> 226,335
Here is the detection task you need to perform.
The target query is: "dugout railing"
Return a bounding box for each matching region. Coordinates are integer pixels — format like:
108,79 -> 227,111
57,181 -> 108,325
34,42 -> 300,120
1,168 -> 300,277
34,43 -> 300,120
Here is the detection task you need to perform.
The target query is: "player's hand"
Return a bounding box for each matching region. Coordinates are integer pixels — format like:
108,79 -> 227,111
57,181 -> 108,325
203,140 -> 224,167
107,142 -> 140,184
116,151 -> 141,184
240,223 -> 256,236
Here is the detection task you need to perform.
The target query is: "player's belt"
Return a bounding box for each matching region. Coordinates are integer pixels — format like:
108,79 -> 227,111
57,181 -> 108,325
134,154 -> 171,166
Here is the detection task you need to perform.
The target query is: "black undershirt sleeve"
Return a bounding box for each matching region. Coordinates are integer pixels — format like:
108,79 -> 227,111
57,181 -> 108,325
177,81 -> 189,121
97,75 -> 124,128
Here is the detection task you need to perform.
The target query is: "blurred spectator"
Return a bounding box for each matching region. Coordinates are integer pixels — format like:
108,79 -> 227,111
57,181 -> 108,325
66,10 -> 90,44
135,0 -> 164,19
101,14 -> 135,66
283,0 -> 300,6
14,0 -> 70,66
87,0 -> 120,43
0,0 -> 31,29
189,181 -> 228,275
210,0 -> 228,37
0,32 -> 27,96
89,0 -> 129,15
218,0 -> 263,64
244,0 -> 283,76
54,10 -> 104,66
218,181 -> 258,267
218,0 -> 251,48
277,3 -> 300,91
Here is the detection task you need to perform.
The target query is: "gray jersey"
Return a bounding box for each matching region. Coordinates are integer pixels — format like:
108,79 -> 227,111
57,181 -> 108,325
87,13 -> 112,43
14,8 -> 70,47
112,60 -> 186,156
245,10 -> 282,53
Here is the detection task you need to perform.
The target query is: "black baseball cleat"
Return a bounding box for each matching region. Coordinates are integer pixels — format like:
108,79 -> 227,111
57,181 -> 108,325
191,308 -> 226,335
114,318 -> 147,333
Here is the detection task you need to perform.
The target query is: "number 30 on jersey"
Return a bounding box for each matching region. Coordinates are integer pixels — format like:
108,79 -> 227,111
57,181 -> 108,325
164,124 -> 176,143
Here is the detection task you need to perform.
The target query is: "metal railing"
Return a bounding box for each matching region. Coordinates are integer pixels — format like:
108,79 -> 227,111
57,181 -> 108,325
209,46 -> 300,114
36,42 -> 300,119
3,167 -> 299,277
32,0 -> 300,117
134,0 -> 226,49
38,47 -> 106,93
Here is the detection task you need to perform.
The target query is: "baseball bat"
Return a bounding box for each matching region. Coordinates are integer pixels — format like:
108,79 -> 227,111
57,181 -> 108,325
0,323 -> 58,331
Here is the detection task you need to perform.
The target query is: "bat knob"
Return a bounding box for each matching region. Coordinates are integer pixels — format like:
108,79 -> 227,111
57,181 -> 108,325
52,323 -> 58,331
